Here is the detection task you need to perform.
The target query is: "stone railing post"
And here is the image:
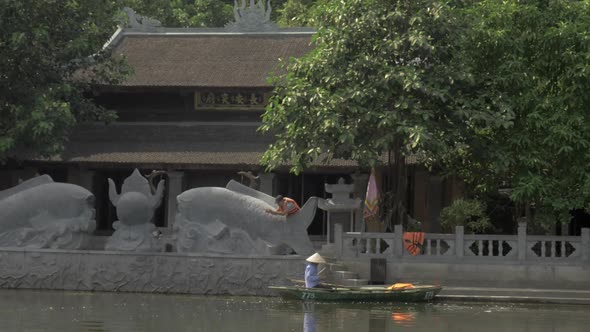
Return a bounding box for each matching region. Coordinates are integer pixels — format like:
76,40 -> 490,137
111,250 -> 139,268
334,223 -> 343,258
455,226 -> 464,258
518,222 -> 527,261
582,228 -> 589,262
394,224 -> 404,258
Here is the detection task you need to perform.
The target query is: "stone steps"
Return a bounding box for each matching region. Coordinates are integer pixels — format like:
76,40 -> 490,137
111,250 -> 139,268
341,278 -> 370,287
322,257 -> 368,287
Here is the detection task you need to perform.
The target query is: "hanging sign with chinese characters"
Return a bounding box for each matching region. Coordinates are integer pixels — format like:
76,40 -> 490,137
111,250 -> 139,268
194,91 -> 267,110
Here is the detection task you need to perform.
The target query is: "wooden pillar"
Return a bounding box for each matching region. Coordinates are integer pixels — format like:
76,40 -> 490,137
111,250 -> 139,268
351,172 -> 368,232
413,169 -> 429,229
394,224 -> 404,258
428,175 -> 443,233
259,172 -> 275,196
582,228 -> 589,262
67,167 -> 95,191
165,171 -> 184,229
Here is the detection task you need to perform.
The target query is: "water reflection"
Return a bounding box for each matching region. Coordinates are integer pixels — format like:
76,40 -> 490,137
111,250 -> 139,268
1,289 -> 589,331
390,312 -> 416,327
303,303 -> 316,332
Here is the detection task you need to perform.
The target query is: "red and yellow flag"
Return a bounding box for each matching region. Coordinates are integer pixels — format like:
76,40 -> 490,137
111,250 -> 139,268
363,169 -> 379,219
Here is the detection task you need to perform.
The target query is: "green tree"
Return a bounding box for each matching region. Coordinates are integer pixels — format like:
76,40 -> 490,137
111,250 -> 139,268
276,0 -> 319,27
123,0 -> 234,27
445,0 -> 590,225
260,0 -> 511,227
0,0 -> 128,160
440,199 -> 492,234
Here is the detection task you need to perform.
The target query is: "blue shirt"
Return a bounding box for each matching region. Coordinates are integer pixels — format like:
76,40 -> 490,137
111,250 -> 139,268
305,263 -> 320,288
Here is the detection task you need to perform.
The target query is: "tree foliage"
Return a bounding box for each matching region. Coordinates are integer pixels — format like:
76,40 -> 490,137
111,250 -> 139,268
446,0 -> 590,223
276,0 -> 320,27
261,0 -> 590,227
260,0 -> 511,174
440,199 -> 492,234
0,0 -> 129,160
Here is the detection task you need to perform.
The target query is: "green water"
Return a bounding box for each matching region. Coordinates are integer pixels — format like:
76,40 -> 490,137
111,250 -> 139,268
0,289 -> 588,331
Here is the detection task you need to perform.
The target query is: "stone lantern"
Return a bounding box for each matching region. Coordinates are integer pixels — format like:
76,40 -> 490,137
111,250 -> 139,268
318,178 -> 362,243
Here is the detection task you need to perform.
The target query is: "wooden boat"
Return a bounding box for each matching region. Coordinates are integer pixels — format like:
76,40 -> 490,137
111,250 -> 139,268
269,284 -> 442,302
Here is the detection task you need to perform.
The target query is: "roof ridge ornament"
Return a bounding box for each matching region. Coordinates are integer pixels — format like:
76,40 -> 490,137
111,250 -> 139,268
225,0 -> 278,32
122,7 -> 162,31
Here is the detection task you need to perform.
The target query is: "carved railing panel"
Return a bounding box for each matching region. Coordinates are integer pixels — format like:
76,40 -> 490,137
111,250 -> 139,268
342,232 -> 394,257
463,235 -> 517,258
527,236 -> 580,260
419,234 -> 454,257
464,240 -> 516,257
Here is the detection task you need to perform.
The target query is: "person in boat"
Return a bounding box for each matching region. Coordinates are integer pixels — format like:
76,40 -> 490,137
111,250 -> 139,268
305,253 -> 328,288
265,195 -> 301,216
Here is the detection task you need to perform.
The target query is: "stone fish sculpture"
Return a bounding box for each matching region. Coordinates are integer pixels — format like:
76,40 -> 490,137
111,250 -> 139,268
174,180 -> 317,256
106,169 -> 164,252
0,175 -> 96,249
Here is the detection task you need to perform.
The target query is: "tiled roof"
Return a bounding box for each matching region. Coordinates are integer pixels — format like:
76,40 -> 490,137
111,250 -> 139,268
40,122 -> 365,169
111,32 -> 315,88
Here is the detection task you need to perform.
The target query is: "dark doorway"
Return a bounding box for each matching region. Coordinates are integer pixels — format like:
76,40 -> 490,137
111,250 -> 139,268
37,167 -> 68,183
570,209 -> 590,236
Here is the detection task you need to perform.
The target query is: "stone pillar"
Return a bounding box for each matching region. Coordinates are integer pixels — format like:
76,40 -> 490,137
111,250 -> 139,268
334,223 -> 343,258
165,171 -> 184,229
455,226 -> 464,258
259,172 -> 275,196
518,222 -> 527,261
351,172 -> 369,232
328,212 -> 350,243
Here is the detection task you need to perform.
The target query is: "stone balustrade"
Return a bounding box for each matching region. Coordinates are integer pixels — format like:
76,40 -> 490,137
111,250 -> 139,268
334,223 -> 590,263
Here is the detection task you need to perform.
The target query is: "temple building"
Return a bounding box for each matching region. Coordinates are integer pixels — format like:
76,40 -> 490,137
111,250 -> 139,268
0,3 -> 461,238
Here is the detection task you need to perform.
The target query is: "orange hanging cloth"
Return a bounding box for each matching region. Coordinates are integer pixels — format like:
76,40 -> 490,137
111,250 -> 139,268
403,232 -> 425,256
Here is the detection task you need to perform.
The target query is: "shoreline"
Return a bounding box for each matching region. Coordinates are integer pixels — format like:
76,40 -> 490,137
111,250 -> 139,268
436,286 -> 590,305
1,284 -> 590,306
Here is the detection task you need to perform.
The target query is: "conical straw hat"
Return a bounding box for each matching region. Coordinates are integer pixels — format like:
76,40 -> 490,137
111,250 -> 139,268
306,253 -> 326,264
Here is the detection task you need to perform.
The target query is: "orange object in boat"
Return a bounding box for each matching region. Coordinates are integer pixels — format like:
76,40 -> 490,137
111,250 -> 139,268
387,283 -> 415,290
